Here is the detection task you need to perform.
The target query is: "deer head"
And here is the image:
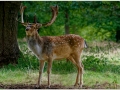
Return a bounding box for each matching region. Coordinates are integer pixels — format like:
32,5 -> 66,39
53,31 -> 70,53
17,4 -> 58,36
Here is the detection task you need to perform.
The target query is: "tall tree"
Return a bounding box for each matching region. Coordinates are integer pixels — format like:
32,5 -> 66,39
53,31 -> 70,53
0,1 -> 21,67
64,2 -> 70,34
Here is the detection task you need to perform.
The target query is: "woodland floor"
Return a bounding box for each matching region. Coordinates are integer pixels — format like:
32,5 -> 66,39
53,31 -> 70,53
0,82 -> 120,89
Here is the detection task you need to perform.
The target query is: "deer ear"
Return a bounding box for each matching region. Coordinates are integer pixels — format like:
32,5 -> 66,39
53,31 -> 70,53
36,23 -> 42,29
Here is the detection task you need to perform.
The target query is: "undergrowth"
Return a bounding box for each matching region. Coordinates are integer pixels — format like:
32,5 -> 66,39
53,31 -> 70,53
0,40 -> 120,88
3,40 -> 120,74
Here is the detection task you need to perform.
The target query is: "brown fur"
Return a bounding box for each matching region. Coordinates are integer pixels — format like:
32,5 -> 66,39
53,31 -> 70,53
41,34 -> 84,58
26,31 -> 85,88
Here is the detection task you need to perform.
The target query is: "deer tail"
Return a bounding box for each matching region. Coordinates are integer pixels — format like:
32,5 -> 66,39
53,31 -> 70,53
84,40 -> 88,48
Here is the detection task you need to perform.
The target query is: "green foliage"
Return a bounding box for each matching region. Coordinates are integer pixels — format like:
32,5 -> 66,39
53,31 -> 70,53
83,54 -> 120,74
0,40 -> 120,88
82,41 -> 120,74
52,60 -> 76,74
83,55 -> 109,72
17,1 -> 120,41
17,24 -> 26,38
7,40 -> 120,75
78,25 -> 116,41
17,41 -> 39,70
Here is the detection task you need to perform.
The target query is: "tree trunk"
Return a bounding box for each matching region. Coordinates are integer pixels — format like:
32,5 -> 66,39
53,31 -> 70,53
115,27 -> 120,42
0,1 -> 21,67
64,9 -> 70,34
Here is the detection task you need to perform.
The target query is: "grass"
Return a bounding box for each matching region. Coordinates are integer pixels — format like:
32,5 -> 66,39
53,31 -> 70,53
0,39 -> 120,89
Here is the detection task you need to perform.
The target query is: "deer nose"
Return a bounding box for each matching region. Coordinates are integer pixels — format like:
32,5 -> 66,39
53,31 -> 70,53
26,28 -> 29,31
26,27 -> 30,31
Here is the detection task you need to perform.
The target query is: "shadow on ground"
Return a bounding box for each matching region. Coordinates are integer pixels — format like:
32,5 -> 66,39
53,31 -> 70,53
0,83 -> 120,89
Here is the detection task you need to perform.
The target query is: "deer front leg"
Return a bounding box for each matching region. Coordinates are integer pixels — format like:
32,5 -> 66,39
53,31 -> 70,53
37,60 -> 45,87
47,59 -> 53,88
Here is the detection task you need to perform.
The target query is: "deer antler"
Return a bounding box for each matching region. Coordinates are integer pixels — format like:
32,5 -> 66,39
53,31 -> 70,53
20,4 -> 26,23
17,5 -> 58,27
42,5 -> 58,27
16,4 -> 27,25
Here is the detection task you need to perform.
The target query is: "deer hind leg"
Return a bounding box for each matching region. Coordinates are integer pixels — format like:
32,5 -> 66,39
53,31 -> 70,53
74,59 -> 83,88
37,60 -> 45,87
79,61 -> 84,88
47,58 -> 53,88
79,50 -> 84,88
73,53 -> 83,88
67,56 -> 80,87
78,50 -> 84,88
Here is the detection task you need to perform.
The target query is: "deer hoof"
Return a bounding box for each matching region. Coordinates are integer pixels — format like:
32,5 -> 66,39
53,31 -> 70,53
79,84 -> 83,89
74,84 -> 78,88
35,84 -> 40,89
46,85 -> 50,89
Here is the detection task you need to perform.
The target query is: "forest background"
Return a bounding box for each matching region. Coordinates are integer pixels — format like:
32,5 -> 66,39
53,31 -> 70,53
0,1 -> 120,89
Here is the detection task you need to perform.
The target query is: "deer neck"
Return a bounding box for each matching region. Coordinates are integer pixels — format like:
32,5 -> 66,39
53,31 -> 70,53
26,32 -> 43,59
26,32 -> 43,45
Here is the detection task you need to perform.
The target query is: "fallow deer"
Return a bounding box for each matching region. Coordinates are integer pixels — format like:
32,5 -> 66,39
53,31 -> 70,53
17,5 -> 87,88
